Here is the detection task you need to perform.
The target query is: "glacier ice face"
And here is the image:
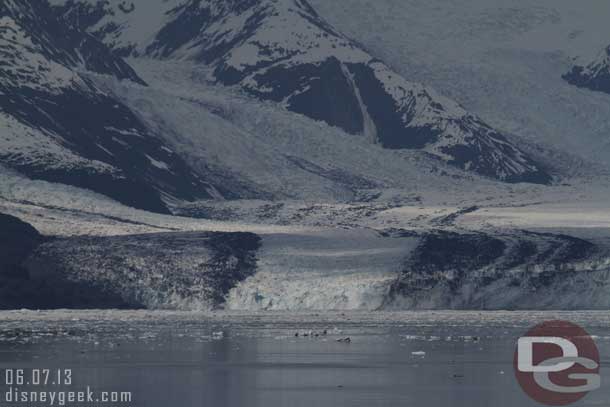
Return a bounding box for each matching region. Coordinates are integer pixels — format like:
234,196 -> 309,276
227,229 -> 419,311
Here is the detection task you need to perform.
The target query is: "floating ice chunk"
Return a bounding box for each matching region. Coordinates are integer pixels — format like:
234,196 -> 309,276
402,335 -> 427,341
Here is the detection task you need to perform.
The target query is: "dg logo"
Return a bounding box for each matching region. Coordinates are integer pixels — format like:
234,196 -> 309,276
514,320 -> 601,406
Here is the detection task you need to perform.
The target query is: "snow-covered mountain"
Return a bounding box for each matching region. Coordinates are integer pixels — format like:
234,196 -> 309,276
50,0 -> 551,184
308,0 -> 610,168
0,0 -> 230,213
564,45 -> 610,94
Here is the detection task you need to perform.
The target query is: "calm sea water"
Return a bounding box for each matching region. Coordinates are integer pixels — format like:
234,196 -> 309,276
0,311 -> 609,407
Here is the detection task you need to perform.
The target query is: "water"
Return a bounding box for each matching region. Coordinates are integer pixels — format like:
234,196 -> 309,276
0,311 -> 609,407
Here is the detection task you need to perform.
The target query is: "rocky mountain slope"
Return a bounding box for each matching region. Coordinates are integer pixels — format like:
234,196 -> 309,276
386,229 -> 610,310
0,0 -> 228,213
25,231 -> 261,310
308,0 -> 610,169
50,0 -> 551,184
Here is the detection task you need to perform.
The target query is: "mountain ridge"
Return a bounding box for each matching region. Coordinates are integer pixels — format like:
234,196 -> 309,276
51,0 -> 553,184
564,44 -> 610,94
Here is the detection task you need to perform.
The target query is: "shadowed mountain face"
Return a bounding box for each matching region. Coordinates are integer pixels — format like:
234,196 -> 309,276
0,0 -> 225,213
24,231 -> 262,310
386,229 -> 601,310
0,213 -> 262,310
51,0 -> 552,184
564,45 -> 610,95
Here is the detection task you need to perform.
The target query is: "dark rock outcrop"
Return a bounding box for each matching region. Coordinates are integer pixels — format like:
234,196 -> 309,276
386,229 -> 601,309
24,231 -> 262,310
564,45 -> 610,94
0,213 -> 46,309
0,213 -> 262,310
